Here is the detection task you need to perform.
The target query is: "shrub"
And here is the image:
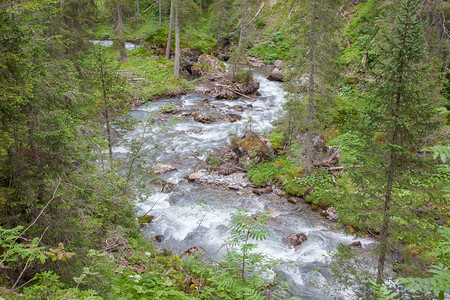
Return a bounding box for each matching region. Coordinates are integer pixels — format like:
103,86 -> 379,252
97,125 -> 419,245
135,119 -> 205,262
235,70 -> 253,85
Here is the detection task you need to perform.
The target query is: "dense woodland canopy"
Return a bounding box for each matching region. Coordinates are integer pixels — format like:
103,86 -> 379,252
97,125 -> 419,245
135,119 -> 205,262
0,0 -> 449,298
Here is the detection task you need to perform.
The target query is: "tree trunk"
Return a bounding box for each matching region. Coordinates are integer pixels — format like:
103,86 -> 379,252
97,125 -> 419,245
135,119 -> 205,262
238,24 -> 243,48
100,62 -> 114,169
159,0 -> 162,29
116,3 -> 128,62
217,0 -> 222,48
376,169 -> 394,284
165,0 -> 174,59
173,1 -> 180,78
305,4 -> 317,175
137,0 -> 140,39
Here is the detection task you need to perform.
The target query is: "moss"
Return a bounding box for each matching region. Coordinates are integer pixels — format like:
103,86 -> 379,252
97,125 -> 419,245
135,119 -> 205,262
138,215 -> 154,226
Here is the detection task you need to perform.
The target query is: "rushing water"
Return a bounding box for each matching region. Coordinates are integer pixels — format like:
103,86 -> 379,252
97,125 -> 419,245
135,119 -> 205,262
90,40 -> 141,51
117,73 -> 373,299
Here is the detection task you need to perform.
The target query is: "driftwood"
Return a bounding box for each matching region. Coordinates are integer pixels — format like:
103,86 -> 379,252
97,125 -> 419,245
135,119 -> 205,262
216,83 -> 255,99
191,154 -> 248,173
314,147 -> 341,167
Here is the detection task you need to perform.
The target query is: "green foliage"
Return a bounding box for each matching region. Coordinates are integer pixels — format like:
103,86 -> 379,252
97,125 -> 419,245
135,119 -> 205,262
218,209 -> 286,299
268,133 -> 284,151
254,17 -> 266,29
109,271 -> 194,299
398,264 -> 449,300
128,46 -> 152,58
370,280 -> 400,300
0,226 -> 47,265
342,0 -> 379,67
120,56 -> 192,100
23,271 -> 102,299
247,156 -> 301,186
206,155 -> 221,168
183,29 -> 217,53
234,69 -> 254,85
250,36 -> 291,64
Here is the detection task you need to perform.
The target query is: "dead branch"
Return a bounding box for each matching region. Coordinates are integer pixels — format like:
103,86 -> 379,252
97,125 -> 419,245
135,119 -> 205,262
11,227 -> 48,291
10,178 -> 62,249
143,0 -> 159,14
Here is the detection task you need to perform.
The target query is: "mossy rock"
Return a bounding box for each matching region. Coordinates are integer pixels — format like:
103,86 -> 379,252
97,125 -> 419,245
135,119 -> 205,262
138,215 -> 154,227
311,204 -> 319,211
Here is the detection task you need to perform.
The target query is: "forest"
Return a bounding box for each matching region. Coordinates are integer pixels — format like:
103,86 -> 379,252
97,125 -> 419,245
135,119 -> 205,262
0,0 -> 449,299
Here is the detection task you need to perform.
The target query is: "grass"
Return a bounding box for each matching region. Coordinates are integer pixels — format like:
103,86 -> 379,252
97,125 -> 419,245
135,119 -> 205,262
121,49 -> 193,100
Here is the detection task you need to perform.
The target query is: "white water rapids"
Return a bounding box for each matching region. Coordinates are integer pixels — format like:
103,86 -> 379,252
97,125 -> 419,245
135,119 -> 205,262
116,73 -> 373,299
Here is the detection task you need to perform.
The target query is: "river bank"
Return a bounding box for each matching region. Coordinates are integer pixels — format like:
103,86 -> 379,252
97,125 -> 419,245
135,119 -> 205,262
117,70 -> 374,299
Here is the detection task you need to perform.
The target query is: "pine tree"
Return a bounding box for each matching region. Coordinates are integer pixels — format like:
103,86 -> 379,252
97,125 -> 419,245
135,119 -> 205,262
284,0 -> 342,174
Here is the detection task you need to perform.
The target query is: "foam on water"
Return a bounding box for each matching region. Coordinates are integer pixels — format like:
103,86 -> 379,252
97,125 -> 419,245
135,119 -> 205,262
122,71 -> 373,299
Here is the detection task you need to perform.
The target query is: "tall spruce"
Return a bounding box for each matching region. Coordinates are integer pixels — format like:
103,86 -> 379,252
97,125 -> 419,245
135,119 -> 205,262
284,0 -> 342,174
347,0 -> 442,283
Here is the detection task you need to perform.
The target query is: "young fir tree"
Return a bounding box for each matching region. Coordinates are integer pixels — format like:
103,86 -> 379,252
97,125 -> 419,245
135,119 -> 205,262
284,0 -> 342,174
82,46 -> 130,169
345,0 -> 443,284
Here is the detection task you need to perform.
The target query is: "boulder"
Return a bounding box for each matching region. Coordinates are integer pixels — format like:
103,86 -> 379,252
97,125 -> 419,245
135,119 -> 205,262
181,246 -> 206,257
216,224 -> 228,232
218,53 -> 230,61
325,207 -> 339,222
268,68 -> 284,82
226,113 -> 243,123
192,54 -> 225,77
288,197 -> 298,204
181,49 -> 202,75
266,217 -> 284,228
274,60 -> 284,69
192,112 -> 217,124
253,186 -> 273,195
154,235 -> 165,242
150,163 -> 177,175
283,233 -> 308,249
187,172 -> 204,181
248,57 -> 265,68
232,105 -> 244,112
228,185 -> 241,190
349,241 -> 362,248
162,181 -> 176,193
237,81 -> 260,95
272,186 -> 285,197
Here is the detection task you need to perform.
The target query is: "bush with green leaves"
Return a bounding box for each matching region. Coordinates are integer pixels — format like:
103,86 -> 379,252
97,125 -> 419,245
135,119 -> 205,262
235,69 -> 254,85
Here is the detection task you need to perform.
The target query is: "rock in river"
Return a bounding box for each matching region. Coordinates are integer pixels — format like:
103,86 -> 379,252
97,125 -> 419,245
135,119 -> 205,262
283,233 -> 308,249
150,163 -> 177,175
181,246 -> 206,257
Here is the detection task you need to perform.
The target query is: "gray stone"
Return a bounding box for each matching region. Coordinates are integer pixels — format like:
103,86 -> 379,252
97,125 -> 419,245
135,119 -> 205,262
283,233 -> 308,249
150,163 -> 177,175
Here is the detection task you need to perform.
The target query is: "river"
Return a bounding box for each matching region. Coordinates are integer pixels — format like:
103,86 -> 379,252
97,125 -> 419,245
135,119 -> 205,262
114,72 -> 373,299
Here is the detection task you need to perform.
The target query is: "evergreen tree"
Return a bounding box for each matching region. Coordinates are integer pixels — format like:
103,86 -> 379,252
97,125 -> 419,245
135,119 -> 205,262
344,0 -> 443,283
81,46 -> 131,169
284,0 -> 342,174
